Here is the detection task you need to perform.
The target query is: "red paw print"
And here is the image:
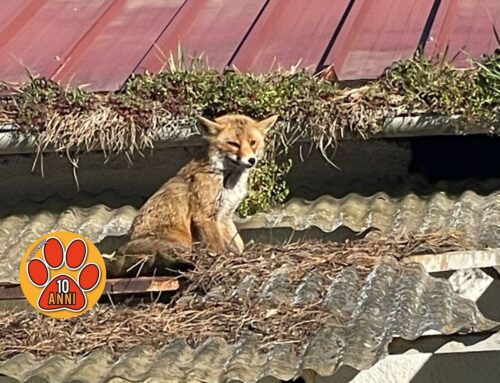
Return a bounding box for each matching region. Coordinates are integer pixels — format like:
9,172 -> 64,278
27,238 -> 101,313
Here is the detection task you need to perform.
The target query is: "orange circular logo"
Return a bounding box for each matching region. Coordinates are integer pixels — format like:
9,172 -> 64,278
19,231 -> 106,318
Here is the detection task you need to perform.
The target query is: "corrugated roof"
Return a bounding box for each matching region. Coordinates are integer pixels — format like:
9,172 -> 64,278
0,0 -> 498,90
1,191 -> 500,284
51,0 -> 185,91
0,259 -> 497,382
137,0 -> 267,74
239,191 -> 500,247
0,204 -> 135,284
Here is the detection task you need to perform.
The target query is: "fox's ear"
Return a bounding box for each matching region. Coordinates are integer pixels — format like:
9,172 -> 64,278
197,116 -> 224,137
255,115 -> 278,136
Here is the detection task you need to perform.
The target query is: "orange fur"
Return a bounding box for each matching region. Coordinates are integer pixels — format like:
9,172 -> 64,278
119,114 -> 278,256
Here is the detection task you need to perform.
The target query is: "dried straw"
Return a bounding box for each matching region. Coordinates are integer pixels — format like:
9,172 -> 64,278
0,231 -> 470,360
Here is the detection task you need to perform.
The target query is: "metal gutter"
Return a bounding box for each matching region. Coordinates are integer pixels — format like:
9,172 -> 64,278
0,124 -> 202,155
0,125 -> 37,155
0,115 -> 497,155
376,115 -> 498,138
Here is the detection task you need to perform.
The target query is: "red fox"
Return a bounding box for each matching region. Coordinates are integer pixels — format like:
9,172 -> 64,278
119,114 -> 278,257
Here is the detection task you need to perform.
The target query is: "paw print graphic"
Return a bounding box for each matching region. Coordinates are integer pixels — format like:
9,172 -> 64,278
26,237 -> 101,313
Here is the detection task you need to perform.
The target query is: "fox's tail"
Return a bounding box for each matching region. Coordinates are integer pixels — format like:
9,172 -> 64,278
107,237 -> 194,278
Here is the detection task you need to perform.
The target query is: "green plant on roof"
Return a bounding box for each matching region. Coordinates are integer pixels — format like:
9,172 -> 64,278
237,158 -> 292,218
476,52 -> 500,98
383,52 -> 499,123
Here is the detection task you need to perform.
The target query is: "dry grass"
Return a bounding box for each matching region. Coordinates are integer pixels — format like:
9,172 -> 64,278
181,231 -> 468,295
0,231 -> 470,360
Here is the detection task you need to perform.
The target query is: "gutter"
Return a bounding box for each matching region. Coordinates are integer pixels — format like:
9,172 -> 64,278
0,124 -> 203,155
0,125 -> 37,155
377,115 -> 498,138
0,115 -> 498,155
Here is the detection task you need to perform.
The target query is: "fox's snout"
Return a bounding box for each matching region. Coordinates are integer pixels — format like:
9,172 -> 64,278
226,152 -> 257,168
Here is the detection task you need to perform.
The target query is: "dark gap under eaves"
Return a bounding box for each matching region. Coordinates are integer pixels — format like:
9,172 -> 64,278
285,135 -> 500,201
3,135 -> 500,219
409,135 -> 500,184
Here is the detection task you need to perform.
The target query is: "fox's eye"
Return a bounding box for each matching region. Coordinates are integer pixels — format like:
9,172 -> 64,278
250,139 -> 256,146
228,141 -> 240,148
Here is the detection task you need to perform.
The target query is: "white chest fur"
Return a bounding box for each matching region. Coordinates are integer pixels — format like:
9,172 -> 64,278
218,169 -> 249,219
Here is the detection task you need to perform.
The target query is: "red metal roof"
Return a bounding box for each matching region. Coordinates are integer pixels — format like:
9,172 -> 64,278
324,0 -> 436,80
0,0 -> 498,91
136,0 -> 267,74
425,0 -> 500,66
230,0 -> 351,73
52,0 -> 184,91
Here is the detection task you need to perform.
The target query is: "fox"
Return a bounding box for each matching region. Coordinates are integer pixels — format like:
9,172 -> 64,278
117,113 -> 278,258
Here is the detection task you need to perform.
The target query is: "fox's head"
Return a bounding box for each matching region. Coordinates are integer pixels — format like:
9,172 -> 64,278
197,114 -> 278,170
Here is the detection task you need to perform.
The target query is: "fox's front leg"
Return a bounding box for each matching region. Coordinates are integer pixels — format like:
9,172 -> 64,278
193,218 -> 226,253
222,219 -> 245,254
195,218 -> 244,254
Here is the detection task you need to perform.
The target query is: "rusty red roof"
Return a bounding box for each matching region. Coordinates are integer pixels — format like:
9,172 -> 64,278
425,0 -> 500,67
324,0 -> 437,80
137,0 -> 267,74
230,0 -> 352,73
0,0 -> 498,91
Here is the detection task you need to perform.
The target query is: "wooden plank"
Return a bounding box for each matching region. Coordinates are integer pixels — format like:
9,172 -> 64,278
105,276 -> 180,294
0,276 -> 180,300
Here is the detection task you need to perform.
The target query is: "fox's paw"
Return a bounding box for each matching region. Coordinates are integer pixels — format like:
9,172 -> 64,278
27,238 -> 101,313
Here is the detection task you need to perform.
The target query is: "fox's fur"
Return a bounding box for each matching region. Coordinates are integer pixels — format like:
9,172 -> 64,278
118,114 -> 278,257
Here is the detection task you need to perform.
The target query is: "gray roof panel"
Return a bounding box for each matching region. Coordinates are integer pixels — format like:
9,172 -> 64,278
0,260 -> 497,382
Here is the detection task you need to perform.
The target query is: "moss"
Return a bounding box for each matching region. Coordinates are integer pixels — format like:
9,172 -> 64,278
0,52 -> 499,215
382,53 -> 499,123
476,51 -> 500,99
